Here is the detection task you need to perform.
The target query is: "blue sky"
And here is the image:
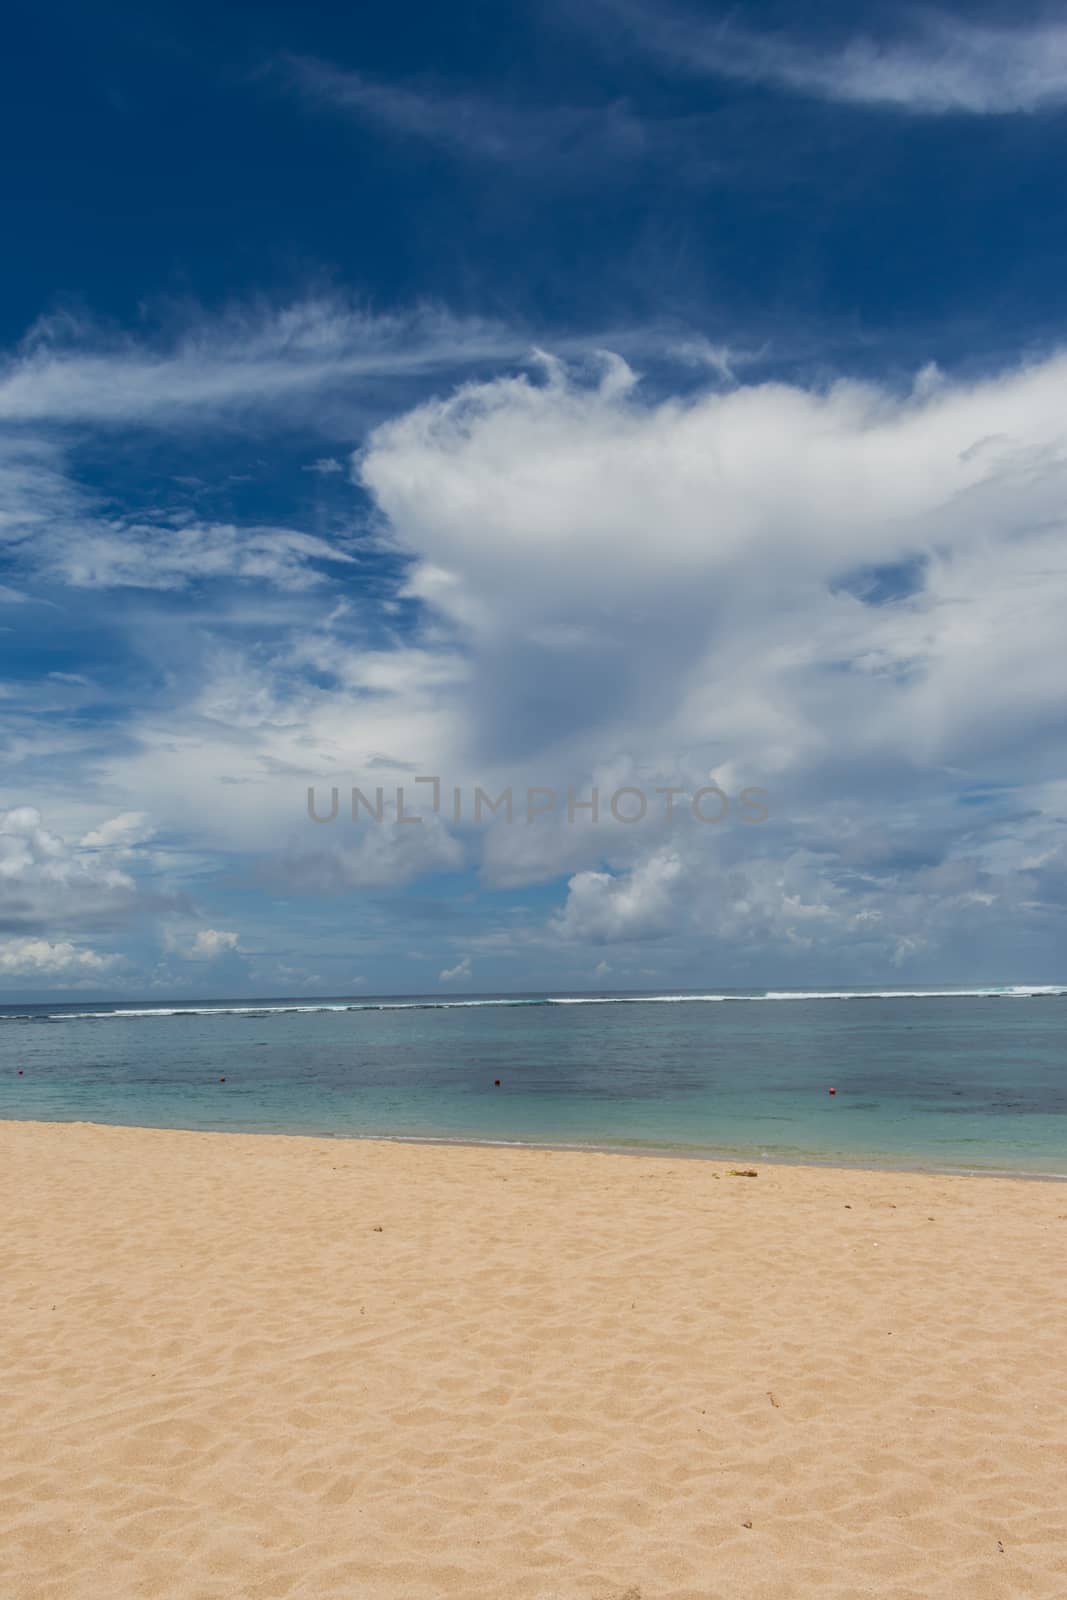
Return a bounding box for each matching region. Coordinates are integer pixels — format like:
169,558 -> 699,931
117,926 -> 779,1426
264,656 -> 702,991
2,0 -> 1067,997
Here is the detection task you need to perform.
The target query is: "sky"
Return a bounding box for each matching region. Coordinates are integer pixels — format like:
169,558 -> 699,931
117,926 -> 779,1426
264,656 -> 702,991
2,0 -> 1067,998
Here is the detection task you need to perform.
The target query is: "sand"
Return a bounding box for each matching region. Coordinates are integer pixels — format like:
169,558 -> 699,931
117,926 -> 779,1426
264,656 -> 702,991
1,1121 -> 1065,1600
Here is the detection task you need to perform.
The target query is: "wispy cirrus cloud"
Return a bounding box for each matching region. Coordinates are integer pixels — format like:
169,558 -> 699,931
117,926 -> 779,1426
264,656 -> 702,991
44,516 -> 356,592
0,301 -> 548,434
280,55 -> 731,180
585,2 -> 1067,116
0,436 -> 355,593
0,437 -> 80,543
0,299 -> 519,605
283,55 -> 650,166
0,298 -> 726,435
80,812 -> 154,851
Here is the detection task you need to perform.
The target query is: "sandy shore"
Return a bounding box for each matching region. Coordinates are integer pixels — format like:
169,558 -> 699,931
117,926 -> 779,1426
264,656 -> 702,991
1,1122 -> 1065,1599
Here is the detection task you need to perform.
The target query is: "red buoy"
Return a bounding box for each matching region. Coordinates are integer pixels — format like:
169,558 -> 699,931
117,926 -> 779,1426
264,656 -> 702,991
828,1086 -> 836,1096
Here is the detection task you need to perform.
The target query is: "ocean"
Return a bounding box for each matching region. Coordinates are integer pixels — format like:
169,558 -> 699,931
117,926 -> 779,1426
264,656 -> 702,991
2,986 -> 1065,1176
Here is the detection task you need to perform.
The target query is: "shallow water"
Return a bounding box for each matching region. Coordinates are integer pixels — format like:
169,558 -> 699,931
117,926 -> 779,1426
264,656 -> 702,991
2,987 -> 1065,1174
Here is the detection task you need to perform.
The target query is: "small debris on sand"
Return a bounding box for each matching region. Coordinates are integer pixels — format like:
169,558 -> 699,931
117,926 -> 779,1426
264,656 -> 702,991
728,1169 -> 758,1178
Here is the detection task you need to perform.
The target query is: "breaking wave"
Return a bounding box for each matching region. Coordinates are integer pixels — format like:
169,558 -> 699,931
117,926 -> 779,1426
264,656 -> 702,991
2,984 -> 1064,1023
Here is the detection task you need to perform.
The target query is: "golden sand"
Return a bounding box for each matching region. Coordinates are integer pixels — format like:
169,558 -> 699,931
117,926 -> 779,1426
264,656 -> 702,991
1,1120 -> 1065,1599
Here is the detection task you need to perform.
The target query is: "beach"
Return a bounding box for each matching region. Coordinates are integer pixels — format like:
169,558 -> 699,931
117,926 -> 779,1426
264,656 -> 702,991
2,1121 -> 1065,1599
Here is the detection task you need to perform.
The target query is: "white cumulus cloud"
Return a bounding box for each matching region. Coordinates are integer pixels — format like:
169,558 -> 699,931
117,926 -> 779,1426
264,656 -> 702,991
0,807 -> 141,932
189,929 -> 241,960
0,937 -> 115,974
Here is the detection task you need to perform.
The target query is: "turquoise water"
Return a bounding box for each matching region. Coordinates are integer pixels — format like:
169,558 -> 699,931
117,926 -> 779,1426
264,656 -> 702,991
1,987 -> 1066,1175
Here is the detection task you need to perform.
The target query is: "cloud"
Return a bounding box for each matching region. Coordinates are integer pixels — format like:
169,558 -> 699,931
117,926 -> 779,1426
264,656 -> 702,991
30,333 -> 1062,979
44,517 -> 356,592
588,3 -> 1067,115
260,809 -> 466,893
0,300 -> 535,430
0,807 -> 142,933
0,436 -> 82,546
555,850 -> 688,943
0,300 -> 717,616
350,342 -> 1067,970
439,954 -> 472,982
542,816 -> 1055,973
284,56 -> 654,169
80,812 -> 155,850
6,292 -> 1067,983
189,928 -> 241,959
360,346 -> 1067,778
0,429 -> 357,598
0,937 -> 115,974
0,298 -> 729,445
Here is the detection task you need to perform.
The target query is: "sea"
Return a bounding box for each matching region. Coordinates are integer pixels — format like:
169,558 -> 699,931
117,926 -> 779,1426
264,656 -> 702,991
2,986 -> 1066,1176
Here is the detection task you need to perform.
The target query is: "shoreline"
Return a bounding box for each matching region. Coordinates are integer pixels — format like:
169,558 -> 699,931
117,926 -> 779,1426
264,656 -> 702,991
3,1110 -> 1065,1182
